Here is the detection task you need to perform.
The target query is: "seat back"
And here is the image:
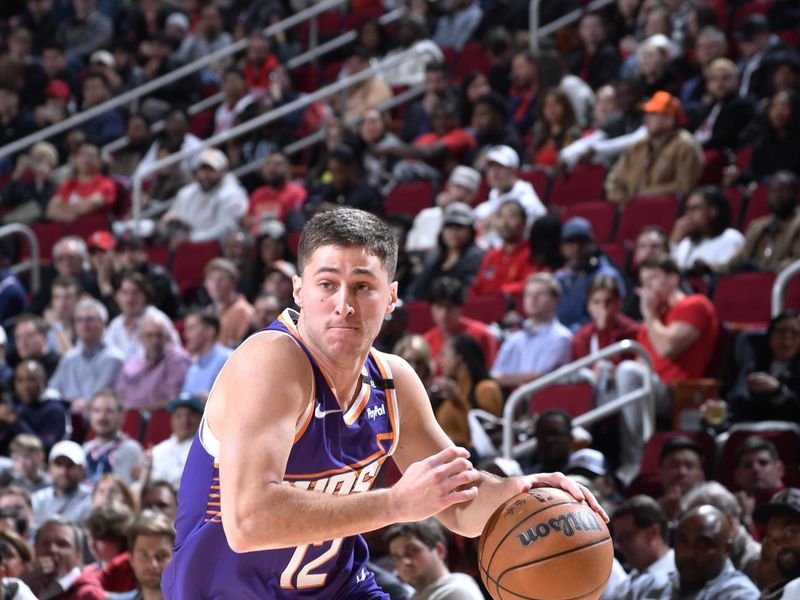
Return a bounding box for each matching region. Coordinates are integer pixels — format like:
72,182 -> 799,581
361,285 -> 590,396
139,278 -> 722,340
549,164 -> 606,208
528,382 -> 594,418
617,195 -> 678,244
144,409 -> 172,447
563,201 -> 617,243
170,241 -> 220,298
462,294 -> 508,325
713,272 -> 775,327
743,184 -> 770,229
405,300 -> 434,334
385,182 -> 436,218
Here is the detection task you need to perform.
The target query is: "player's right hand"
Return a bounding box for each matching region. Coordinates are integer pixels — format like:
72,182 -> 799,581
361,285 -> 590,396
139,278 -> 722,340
389,447 -> 480,522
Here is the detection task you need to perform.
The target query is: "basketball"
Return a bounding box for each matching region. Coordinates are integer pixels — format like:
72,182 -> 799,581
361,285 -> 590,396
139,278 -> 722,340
478,487 -> 613,600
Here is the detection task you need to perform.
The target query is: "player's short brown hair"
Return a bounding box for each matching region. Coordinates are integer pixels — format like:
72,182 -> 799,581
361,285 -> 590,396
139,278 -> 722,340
297,208 -> 398,280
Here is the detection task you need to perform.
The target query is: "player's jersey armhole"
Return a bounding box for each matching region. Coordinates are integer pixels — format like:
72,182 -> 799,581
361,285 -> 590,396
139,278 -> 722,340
369,349 -> 401,457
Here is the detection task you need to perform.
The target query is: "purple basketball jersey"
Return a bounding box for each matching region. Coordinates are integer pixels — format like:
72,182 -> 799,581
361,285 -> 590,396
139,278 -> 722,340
162,310 -> 399,599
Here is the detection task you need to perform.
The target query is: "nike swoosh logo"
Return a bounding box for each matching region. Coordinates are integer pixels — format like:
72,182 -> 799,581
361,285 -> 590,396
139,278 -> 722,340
315,404 -> 343,419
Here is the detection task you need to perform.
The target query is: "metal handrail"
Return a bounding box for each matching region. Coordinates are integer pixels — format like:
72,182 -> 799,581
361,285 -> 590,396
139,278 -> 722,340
502,340 -> 655,459
131,45 -> 438,223
771,259 -> 800,317
101,6 -> 408,162
232,83 -> 425,179
0,0 -> 349,162
0,224 -> 40,293
529,0 -> 616,52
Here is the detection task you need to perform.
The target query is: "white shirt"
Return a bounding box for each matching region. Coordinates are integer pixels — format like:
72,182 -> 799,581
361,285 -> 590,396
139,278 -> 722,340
382,40 -> 444,87
599,558 -> 629,599
406,206 -> 443,253
214,94 -> 257,134
475,179 -> 545,247
412,572 -> 484,599
151,434 -> 193,489
672,228 -> 745,271
105,305 -> 180,362
57,567 -> 81,595
169,173 -> 249,242
781,578 -> 800,599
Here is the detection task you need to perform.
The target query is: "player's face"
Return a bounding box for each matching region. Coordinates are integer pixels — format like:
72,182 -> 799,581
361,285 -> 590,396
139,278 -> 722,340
294,245 -> 397,363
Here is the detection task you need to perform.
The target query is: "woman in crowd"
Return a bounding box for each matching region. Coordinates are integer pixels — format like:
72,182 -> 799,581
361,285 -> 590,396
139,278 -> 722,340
431,334 -> 504,455
460,71 -> 492,128
670,186 -> 745,274
358,109 -> 401,192
91,474 -> 138,513
393,335 -> 434,391
0,531 -> 32,579
530,88 -> 582,167
405,203 -> 484,300
727,311 -> 800,423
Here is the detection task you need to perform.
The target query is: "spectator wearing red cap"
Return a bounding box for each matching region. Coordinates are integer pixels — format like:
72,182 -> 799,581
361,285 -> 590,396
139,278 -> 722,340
45,142 -> 116,223
34,80 -> 71,131
605,91 -> 702,204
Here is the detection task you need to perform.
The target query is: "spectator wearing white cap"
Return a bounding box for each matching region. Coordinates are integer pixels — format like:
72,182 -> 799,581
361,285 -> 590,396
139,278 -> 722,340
566,448 -> 623,515
31,441 -> 92,527
160,148 -> 248,245
474,145 -> 545,248
406,166 -> 480,253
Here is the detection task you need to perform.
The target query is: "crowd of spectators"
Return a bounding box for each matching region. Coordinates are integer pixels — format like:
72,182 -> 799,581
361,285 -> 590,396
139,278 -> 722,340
0,0 -> 799,597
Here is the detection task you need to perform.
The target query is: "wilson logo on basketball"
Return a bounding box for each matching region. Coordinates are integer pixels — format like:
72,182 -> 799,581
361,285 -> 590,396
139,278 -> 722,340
516,509 -> 604,547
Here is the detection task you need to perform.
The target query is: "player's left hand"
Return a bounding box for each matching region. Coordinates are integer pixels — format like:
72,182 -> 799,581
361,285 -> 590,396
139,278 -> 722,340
517,472 -> 609,523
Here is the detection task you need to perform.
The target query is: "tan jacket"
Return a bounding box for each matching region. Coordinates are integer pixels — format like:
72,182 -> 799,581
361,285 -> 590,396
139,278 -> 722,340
342,77 -> 393,119
729,210 -> 800,272
605,129 -> 703,203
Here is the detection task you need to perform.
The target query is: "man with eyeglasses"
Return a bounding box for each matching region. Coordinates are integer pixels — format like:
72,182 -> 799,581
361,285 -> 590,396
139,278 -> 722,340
755,488 -> 800,600
49,298 -> 123,414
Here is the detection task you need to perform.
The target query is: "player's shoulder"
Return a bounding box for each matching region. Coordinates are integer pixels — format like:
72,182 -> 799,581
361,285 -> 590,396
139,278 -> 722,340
222,329 -> 313,383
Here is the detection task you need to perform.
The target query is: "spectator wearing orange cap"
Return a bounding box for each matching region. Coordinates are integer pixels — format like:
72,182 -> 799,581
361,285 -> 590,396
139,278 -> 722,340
605,91 -> 703,204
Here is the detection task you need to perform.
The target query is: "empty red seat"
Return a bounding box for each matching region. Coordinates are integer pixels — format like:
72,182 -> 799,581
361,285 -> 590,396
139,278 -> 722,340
517,169 -> 549,202
616,194 -> 678,244
454,42 -> 491,81
122,410 -> 143,441
549,164 -> 606,207
563,201 -> 617,243
600,242 -> 626,269
462,294 -> 508,324
699,150 -> 726,186
527,382 -> 594,418
171,241 -> 220,298
147,245 -> 170,268
65,214 -> 111,240
713,272 -> 775,327
385,182 -> 435,217
292,64 -> 320,94
743,184 -> 770,229
30,222 -> 67,261
144,409 -> 172,447
405,300 -> 434,334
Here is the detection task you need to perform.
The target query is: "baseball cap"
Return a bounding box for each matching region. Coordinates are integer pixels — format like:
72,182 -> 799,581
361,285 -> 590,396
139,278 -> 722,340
45,79 -> 71,100
443,202 -> 476,227
116,232 -> 146,251
197,148 -> 229,172
167,392 -> 204,414
736,14 -> 770,41
561,217 -> 595,241
49,440 -> 86,467
87,230 -> 117,252
754,488 -> 800,523
641,91 -> 682,119
257,218 -> 287,240
566,448 -> 607,477
166,12 -> 191,32
486,145 -> 520,169
90,50 -> 115,69
448,166 -> 481,193
265,259 -> 297,280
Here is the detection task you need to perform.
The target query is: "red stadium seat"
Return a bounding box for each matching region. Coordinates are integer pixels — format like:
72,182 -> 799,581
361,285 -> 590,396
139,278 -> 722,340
122,410 -> 143,441
405,300 -> 434,334
147,244 -> 170,268
30,222 -> 67,262
785,277 -> 800,312
517,169 -> 549,202
385,182 -> 435,217
549,164 -> 606,207
563,201 -> 617,243
144,409 -> 172,447
292,64 -> 320,94
462,294 -> 508,324
171,241 -> 220,298
65,214 -> 111,240
527,382 -> 594,418
454,42 -> 491,81
735,146 -> 752,171
726,186 -> 744,230
616,194 -> 678,245
743,184 -> 770,229
699,150 -> 726,186
716,423 -> 800,490
600,242 -> 626,270
713,272 -> 775,327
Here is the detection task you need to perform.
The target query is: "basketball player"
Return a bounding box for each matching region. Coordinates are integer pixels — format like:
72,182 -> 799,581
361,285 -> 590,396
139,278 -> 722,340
163,208 -> 607,598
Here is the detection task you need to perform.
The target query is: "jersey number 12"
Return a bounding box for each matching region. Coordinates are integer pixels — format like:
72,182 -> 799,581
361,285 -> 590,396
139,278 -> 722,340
280,538 -> 344,589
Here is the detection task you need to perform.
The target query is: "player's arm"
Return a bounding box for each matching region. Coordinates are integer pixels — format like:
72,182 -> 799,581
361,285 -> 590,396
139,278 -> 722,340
217,333 -> 479,553
387,354 -> 608,539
